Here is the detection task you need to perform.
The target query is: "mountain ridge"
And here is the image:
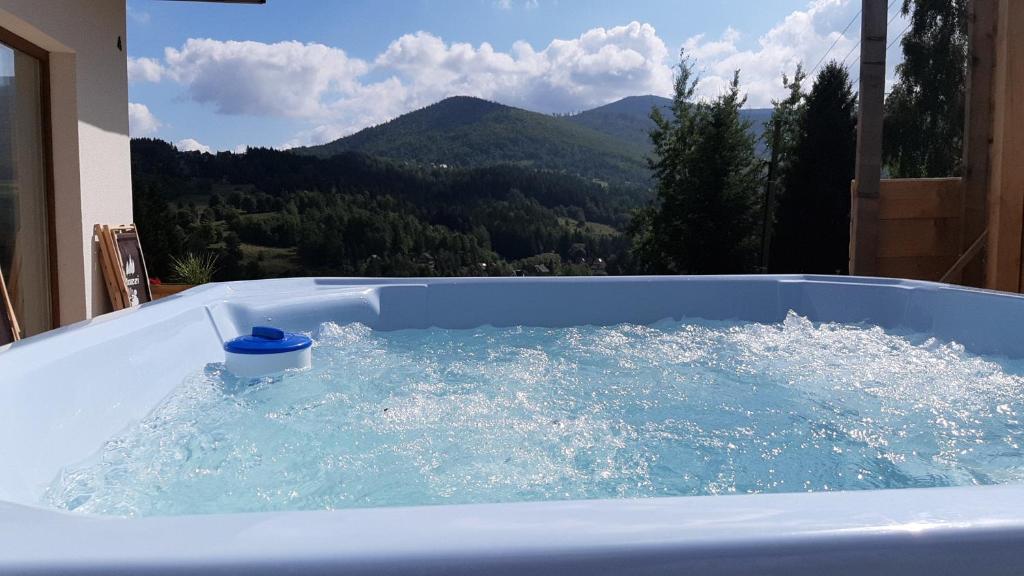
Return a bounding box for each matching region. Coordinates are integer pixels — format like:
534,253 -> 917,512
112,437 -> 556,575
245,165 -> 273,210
568,95 -> 773,156
297,95 -> 773,184
297,96 -> 651,185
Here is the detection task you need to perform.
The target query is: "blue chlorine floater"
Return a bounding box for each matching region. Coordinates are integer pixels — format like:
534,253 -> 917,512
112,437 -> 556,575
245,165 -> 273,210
224,326 -> 312,378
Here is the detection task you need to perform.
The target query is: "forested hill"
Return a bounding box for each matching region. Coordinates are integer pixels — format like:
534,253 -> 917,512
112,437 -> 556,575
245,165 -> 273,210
298,96 -> 773,184
132,96 -> 773,282
567,95 -> 773,157
131,138 -> 649,282
296,96 -> 652,185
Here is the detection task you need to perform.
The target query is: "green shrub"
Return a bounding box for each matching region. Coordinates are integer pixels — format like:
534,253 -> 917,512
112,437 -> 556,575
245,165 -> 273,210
169,252 -> 219,285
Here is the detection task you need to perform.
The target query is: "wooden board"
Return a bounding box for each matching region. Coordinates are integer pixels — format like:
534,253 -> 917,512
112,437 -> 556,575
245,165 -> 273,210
151,283 -> 193,300
852,178 -> 966,280
878,218 -> 962,258
877,255 -> 959,281
877,178 -> 963,220
0,264 -> 20,344
95,224 -> 152,310
95,225 -> 125,310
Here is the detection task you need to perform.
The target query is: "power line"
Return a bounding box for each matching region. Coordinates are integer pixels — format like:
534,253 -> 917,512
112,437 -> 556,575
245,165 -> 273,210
840,36 -> 861,67
810,1 -> 899,80
848,6 -> 912,85
809,8 -> 861,75
839,0 -> 897,68
849,19 -> 913,84
887,21 -> 913,50
887,3 -> 903,26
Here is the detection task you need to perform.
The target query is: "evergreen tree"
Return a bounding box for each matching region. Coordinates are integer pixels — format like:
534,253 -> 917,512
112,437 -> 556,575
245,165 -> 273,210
636,53 -> 763,274
217,231 -> 245,280
132,180 -> 185,279
625,205 -> 661,274
883,0 -> 968,177
761,66 -> 806,272
630,53 -> 701,273
772,62 -> 857,274
765,65 -> 807,178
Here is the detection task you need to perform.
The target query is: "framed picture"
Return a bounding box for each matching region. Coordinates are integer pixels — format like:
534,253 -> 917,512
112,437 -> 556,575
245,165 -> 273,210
0,264 -> 19,344
96,224 -> 153,310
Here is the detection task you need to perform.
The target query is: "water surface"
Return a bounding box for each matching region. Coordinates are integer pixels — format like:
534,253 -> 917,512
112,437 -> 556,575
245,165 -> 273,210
46,312 -> 1024,516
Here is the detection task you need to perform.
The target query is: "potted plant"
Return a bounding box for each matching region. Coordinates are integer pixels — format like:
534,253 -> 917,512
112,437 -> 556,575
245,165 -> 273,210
151,252 -> 219,299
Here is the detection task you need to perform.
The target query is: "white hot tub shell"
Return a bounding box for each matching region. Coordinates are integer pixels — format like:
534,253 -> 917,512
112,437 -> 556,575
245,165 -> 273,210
2,275 -> 1024,575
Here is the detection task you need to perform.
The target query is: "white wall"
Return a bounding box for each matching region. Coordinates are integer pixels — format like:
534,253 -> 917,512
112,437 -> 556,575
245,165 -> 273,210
0,0 -> 131,324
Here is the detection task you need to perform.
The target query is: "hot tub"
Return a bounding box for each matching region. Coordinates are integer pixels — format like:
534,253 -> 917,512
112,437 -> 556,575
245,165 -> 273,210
2,275 -> 1024,575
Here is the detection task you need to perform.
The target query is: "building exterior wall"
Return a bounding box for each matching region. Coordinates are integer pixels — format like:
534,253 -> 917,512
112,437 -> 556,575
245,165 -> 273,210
0,0 -> 131,324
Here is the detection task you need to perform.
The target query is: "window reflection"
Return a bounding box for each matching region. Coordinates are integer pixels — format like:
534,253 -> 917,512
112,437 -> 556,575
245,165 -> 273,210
0,41 -> 50,336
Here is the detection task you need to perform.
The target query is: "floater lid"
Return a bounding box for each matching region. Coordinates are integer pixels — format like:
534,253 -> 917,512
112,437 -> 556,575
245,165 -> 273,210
224,326 -> 312,355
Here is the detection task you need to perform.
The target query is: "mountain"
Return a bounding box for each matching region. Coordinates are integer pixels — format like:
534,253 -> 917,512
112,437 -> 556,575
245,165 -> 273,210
567,95 -> 773,157
566,95 -> 671,153
297,96 -> 652,185
298,95 -> 775,185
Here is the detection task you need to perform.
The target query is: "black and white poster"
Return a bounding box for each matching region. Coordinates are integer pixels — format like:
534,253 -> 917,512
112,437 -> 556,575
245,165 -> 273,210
114,230 -> 152,306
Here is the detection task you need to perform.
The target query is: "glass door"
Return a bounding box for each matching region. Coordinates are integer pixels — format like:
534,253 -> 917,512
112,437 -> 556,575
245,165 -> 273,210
0,39 -> 51,336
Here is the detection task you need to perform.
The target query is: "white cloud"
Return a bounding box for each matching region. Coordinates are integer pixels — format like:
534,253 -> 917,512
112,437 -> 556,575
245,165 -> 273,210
162,39 -> 368,118
682,0 -> 908,107
280,124 -> 353,149
151,23 -> 673,148
268,22 -> 666,124
143,5 -> 909,149
176,138 -> 212,154
495,0 -> 537,9
372,21 -> 672,114
127,56 -> 164,83
127,102 -> 161,135
683,27 -> 741,62
127,4 -> 151,24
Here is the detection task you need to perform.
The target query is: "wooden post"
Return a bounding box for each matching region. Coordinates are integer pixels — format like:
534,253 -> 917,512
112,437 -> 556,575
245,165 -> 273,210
985,0 -> 1024,292
959,0 -> 997,286
760,120 -> 783,272
849,0 -> 888,276
0,264 -> 20,344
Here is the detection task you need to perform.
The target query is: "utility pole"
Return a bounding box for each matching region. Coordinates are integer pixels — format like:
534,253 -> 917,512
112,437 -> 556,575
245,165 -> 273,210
849,0 -> 888,276
761,120 -> 783,272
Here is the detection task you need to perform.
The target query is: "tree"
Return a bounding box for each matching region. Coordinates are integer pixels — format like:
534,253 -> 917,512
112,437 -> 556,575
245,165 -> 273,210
635,53 -> 763,274
132,180 -> 185,279
765,65 -> 807,178
883,0 -> 968,177
217,231 -> 245,280
771,62 -> 858,274
130,134 -> 644,279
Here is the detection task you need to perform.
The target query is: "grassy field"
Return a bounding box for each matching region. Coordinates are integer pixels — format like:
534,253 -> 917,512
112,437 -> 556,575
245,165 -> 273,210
240,243 -> 297,277
557,217 -> 619,237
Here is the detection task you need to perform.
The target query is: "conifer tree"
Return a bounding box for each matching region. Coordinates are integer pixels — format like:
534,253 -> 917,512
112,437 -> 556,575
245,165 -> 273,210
765,65 -> 807,178
772,62 -> 857,274
633,53 -> 763,274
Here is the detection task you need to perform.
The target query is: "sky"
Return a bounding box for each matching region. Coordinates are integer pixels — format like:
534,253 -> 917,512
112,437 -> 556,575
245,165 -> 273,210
126,0 -> 909,153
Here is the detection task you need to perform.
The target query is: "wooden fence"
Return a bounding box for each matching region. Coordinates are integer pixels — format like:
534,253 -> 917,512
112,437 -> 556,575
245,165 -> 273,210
851,177 -> 964,281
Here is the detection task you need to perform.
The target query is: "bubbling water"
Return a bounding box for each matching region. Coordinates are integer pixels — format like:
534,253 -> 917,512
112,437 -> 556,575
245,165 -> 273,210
45,312 -> 1024,517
